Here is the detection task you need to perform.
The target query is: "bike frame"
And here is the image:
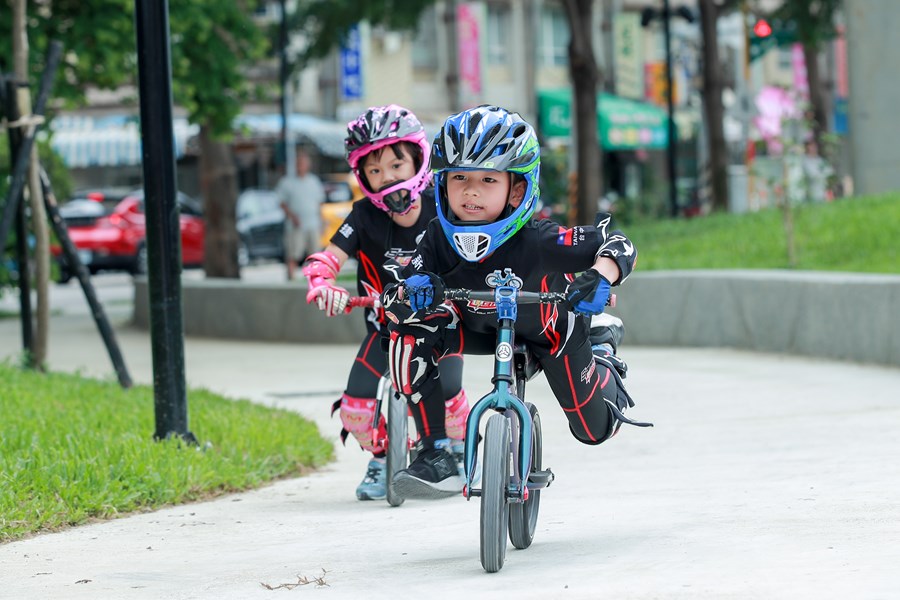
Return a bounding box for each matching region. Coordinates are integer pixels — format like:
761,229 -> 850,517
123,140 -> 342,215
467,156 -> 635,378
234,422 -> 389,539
446,270 -> 564,503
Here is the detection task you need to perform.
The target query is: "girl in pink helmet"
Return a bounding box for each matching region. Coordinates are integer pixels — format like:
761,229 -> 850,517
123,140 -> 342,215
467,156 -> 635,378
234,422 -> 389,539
302,105 -> 470,501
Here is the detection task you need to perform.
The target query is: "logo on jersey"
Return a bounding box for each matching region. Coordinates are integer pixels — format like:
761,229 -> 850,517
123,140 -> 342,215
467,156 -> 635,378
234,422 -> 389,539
339,223 -> 354,238
411,255 -> 424,270
385,248 -> 415,267
557,226 -> 585,246
580,358 -> 596,383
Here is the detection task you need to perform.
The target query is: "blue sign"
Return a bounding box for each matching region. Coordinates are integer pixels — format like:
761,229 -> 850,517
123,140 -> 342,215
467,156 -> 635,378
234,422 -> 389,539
340,25 -> 363,100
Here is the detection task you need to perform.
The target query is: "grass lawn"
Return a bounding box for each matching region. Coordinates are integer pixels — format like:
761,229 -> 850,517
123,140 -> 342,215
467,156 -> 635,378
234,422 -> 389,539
0,363 -> 333,543
625,193 -> 900,273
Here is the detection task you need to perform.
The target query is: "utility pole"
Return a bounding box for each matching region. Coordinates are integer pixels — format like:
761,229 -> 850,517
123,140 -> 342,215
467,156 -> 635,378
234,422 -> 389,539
134,0 -> 195,443
641,1 -> 695,218
444,0 -> 460,113
278,0 -> 295,176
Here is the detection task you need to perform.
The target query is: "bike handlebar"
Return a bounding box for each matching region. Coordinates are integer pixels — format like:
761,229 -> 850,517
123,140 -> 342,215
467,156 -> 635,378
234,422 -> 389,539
444,288 -> 616,308
347,296 -> 378,310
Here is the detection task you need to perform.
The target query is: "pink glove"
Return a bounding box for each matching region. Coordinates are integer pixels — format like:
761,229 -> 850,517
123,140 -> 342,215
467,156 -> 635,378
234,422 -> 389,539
303,251 -> 350,317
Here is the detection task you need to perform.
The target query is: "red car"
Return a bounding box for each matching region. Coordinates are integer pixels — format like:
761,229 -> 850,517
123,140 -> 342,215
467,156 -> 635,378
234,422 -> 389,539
52,189 -> 205,282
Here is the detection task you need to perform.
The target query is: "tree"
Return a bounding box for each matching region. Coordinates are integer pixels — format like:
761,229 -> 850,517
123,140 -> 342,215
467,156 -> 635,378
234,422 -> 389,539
561,0 -> 602,226
168,1 -> 266,278
698,0 -> 730,212
769,0 -> 841,155
0,0 -> 266,279
290,0 -> 435,67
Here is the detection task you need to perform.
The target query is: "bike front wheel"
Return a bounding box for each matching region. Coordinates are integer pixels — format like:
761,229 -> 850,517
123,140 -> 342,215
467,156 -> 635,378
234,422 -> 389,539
480,413 -> 510,573
509,402 -> 542,549
385,391 -> 408,507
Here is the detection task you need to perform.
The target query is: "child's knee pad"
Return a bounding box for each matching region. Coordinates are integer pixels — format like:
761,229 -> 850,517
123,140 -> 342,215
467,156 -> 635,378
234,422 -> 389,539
443,389 -> 470,441
336,394 -> 387,454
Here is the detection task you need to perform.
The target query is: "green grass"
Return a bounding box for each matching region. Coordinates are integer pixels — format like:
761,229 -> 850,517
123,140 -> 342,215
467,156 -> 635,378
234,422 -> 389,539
625,193 -> 900,273
0,363 -> 333,543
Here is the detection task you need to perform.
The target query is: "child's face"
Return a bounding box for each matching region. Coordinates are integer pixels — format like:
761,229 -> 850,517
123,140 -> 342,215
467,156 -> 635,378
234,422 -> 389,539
360,146 -> 417,192
446,170 -> 525,222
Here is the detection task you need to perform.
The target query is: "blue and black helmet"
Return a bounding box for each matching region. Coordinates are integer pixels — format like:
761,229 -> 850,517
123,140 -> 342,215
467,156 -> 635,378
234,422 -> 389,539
431,105 -> 540,262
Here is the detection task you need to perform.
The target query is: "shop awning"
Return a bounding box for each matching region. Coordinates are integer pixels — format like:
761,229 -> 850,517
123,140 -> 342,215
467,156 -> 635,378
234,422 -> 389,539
45,112 -> 350,169
46,114 -> 198,168
537,88 -> 669,151
235,113 -> 347,158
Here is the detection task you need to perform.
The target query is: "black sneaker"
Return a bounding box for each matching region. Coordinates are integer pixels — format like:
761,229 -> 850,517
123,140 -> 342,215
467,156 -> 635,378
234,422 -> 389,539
391,447 -> 463,500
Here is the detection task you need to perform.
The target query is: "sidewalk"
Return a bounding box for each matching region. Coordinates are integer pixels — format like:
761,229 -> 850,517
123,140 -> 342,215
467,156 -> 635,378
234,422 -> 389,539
2,273 -> 900,599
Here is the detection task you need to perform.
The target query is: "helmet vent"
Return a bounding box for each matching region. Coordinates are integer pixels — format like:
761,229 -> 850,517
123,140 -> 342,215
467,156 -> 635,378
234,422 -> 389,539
453,232 -> 492,262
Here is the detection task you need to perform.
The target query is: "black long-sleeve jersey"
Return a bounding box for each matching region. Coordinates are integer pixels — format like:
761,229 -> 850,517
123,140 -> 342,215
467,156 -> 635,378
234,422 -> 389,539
330,188 -> 438,330
401,214 -> 637,355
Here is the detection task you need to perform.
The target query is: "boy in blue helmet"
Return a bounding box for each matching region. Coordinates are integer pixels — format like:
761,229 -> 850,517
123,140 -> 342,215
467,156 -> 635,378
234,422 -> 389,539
380,105 -> 651,499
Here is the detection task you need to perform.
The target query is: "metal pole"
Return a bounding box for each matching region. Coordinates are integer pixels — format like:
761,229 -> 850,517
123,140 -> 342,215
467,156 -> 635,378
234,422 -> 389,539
0,42 -> 62,259
2,77 -> 33,360
134,0 -> 195,443
39,168 -> 133,388
663,0 -> 679,217
279,0 -> 291,173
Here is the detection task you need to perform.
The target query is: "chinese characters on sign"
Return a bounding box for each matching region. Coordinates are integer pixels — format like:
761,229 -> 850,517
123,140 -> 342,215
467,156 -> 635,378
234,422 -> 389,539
340,25 -> 363,101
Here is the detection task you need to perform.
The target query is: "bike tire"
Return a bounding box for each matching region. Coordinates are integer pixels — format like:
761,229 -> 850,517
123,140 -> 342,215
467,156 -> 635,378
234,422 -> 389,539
509,402 -> 542,549
480,413 -> 510,573
385,391 -> 408,507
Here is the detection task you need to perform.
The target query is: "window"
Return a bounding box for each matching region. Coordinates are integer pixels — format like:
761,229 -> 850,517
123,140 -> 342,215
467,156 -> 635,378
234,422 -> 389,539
486,3 -> 511,66
413,6 -> 439,70
538,2 -> 569,67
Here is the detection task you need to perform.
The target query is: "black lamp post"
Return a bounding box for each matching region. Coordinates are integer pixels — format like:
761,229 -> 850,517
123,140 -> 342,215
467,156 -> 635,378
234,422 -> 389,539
641,1 -> 694,218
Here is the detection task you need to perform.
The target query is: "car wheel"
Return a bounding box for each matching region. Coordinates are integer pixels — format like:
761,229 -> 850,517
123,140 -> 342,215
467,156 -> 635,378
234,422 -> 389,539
57,266 -> 72,285
133,243 -> 148,275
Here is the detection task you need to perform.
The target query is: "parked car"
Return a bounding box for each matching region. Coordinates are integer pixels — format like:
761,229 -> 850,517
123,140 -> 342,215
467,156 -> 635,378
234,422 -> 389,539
320,175 -> 356,248
236,174 -> 359,264
236,189 -> 284,266
51,189 -> 205,282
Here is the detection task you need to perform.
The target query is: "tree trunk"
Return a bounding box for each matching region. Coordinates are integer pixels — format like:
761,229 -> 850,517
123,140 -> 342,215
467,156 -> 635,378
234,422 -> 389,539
698,0 -> 729,212
563,0 -> 602,226
198,124 -> 240,278
13,0 -> 50,369
802,42 -> 828,155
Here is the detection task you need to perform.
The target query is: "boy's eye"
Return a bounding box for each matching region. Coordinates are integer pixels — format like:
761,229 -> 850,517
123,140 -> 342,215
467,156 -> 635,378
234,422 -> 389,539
482,177 -> 497,184
451,174 -> 466,181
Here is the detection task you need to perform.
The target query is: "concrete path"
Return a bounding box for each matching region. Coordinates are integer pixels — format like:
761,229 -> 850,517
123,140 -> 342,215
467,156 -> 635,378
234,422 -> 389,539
1,274 -> 899,599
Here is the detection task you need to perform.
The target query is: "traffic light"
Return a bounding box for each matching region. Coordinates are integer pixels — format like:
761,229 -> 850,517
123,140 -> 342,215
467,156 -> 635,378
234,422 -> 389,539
749,17 -> 796,62
753,18 -> 772,38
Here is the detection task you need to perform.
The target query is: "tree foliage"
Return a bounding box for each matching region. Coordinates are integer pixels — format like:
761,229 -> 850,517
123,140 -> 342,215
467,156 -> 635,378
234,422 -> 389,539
769,0 -> 840,48
291,0 -> 435,68
0,1 -> 265,135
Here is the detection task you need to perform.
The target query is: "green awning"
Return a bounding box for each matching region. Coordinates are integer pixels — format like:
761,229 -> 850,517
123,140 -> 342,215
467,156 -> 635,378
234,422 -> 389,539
537,88 -> 669,150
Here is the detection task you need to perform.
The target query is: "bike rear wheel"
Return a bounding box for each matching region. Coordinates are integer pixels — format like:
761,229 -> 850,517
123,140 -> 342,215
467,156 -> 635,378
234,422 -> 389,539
480,413 -> 510,573
385,391 -> 408,507
508,402 -> 542,549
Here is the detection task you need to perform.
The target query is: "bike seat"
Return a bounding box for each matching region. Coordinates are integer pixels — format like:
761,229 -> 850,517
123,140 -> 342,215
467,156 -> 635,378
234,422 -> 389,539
514,343 -> 542,382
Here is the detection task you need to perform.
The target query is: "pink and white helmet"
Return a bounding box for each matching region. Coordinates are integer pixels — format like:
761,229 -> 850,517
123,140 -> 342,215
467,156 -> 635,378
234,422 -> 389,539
345,104 -> 431,214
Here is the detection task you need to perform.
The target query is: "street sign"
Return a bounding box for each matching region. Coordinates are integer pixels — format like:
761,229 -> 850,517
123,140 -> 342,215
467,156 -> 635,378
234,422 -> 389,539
340,25 -> 363,100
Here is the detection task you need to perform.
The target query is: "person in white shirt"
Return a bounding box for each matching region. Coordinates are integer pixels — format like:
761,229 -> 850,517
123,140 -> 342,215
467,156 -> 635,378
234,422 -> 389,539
276,150 -> 326,280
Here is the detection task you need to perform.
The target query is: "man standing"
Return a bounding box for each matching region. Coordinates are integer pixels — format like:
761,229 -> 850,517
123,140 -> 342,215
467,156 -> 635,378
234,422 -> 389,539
277,150 -> 326,280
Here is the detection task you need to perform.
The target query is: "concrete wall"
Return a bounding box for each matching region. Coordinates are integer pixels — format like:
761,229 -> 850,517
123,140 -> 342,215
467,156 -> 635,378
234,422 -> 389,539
133,271 -> 900,366
133,278 -> 367,345
609,270 -> 900,367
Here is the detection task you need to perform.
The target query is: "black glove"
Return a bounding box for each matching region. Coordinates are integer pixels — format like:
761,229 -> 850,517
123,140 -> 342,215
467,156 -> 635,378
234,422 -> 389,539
564,270 -> 612,315
404,271 -> 445,312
